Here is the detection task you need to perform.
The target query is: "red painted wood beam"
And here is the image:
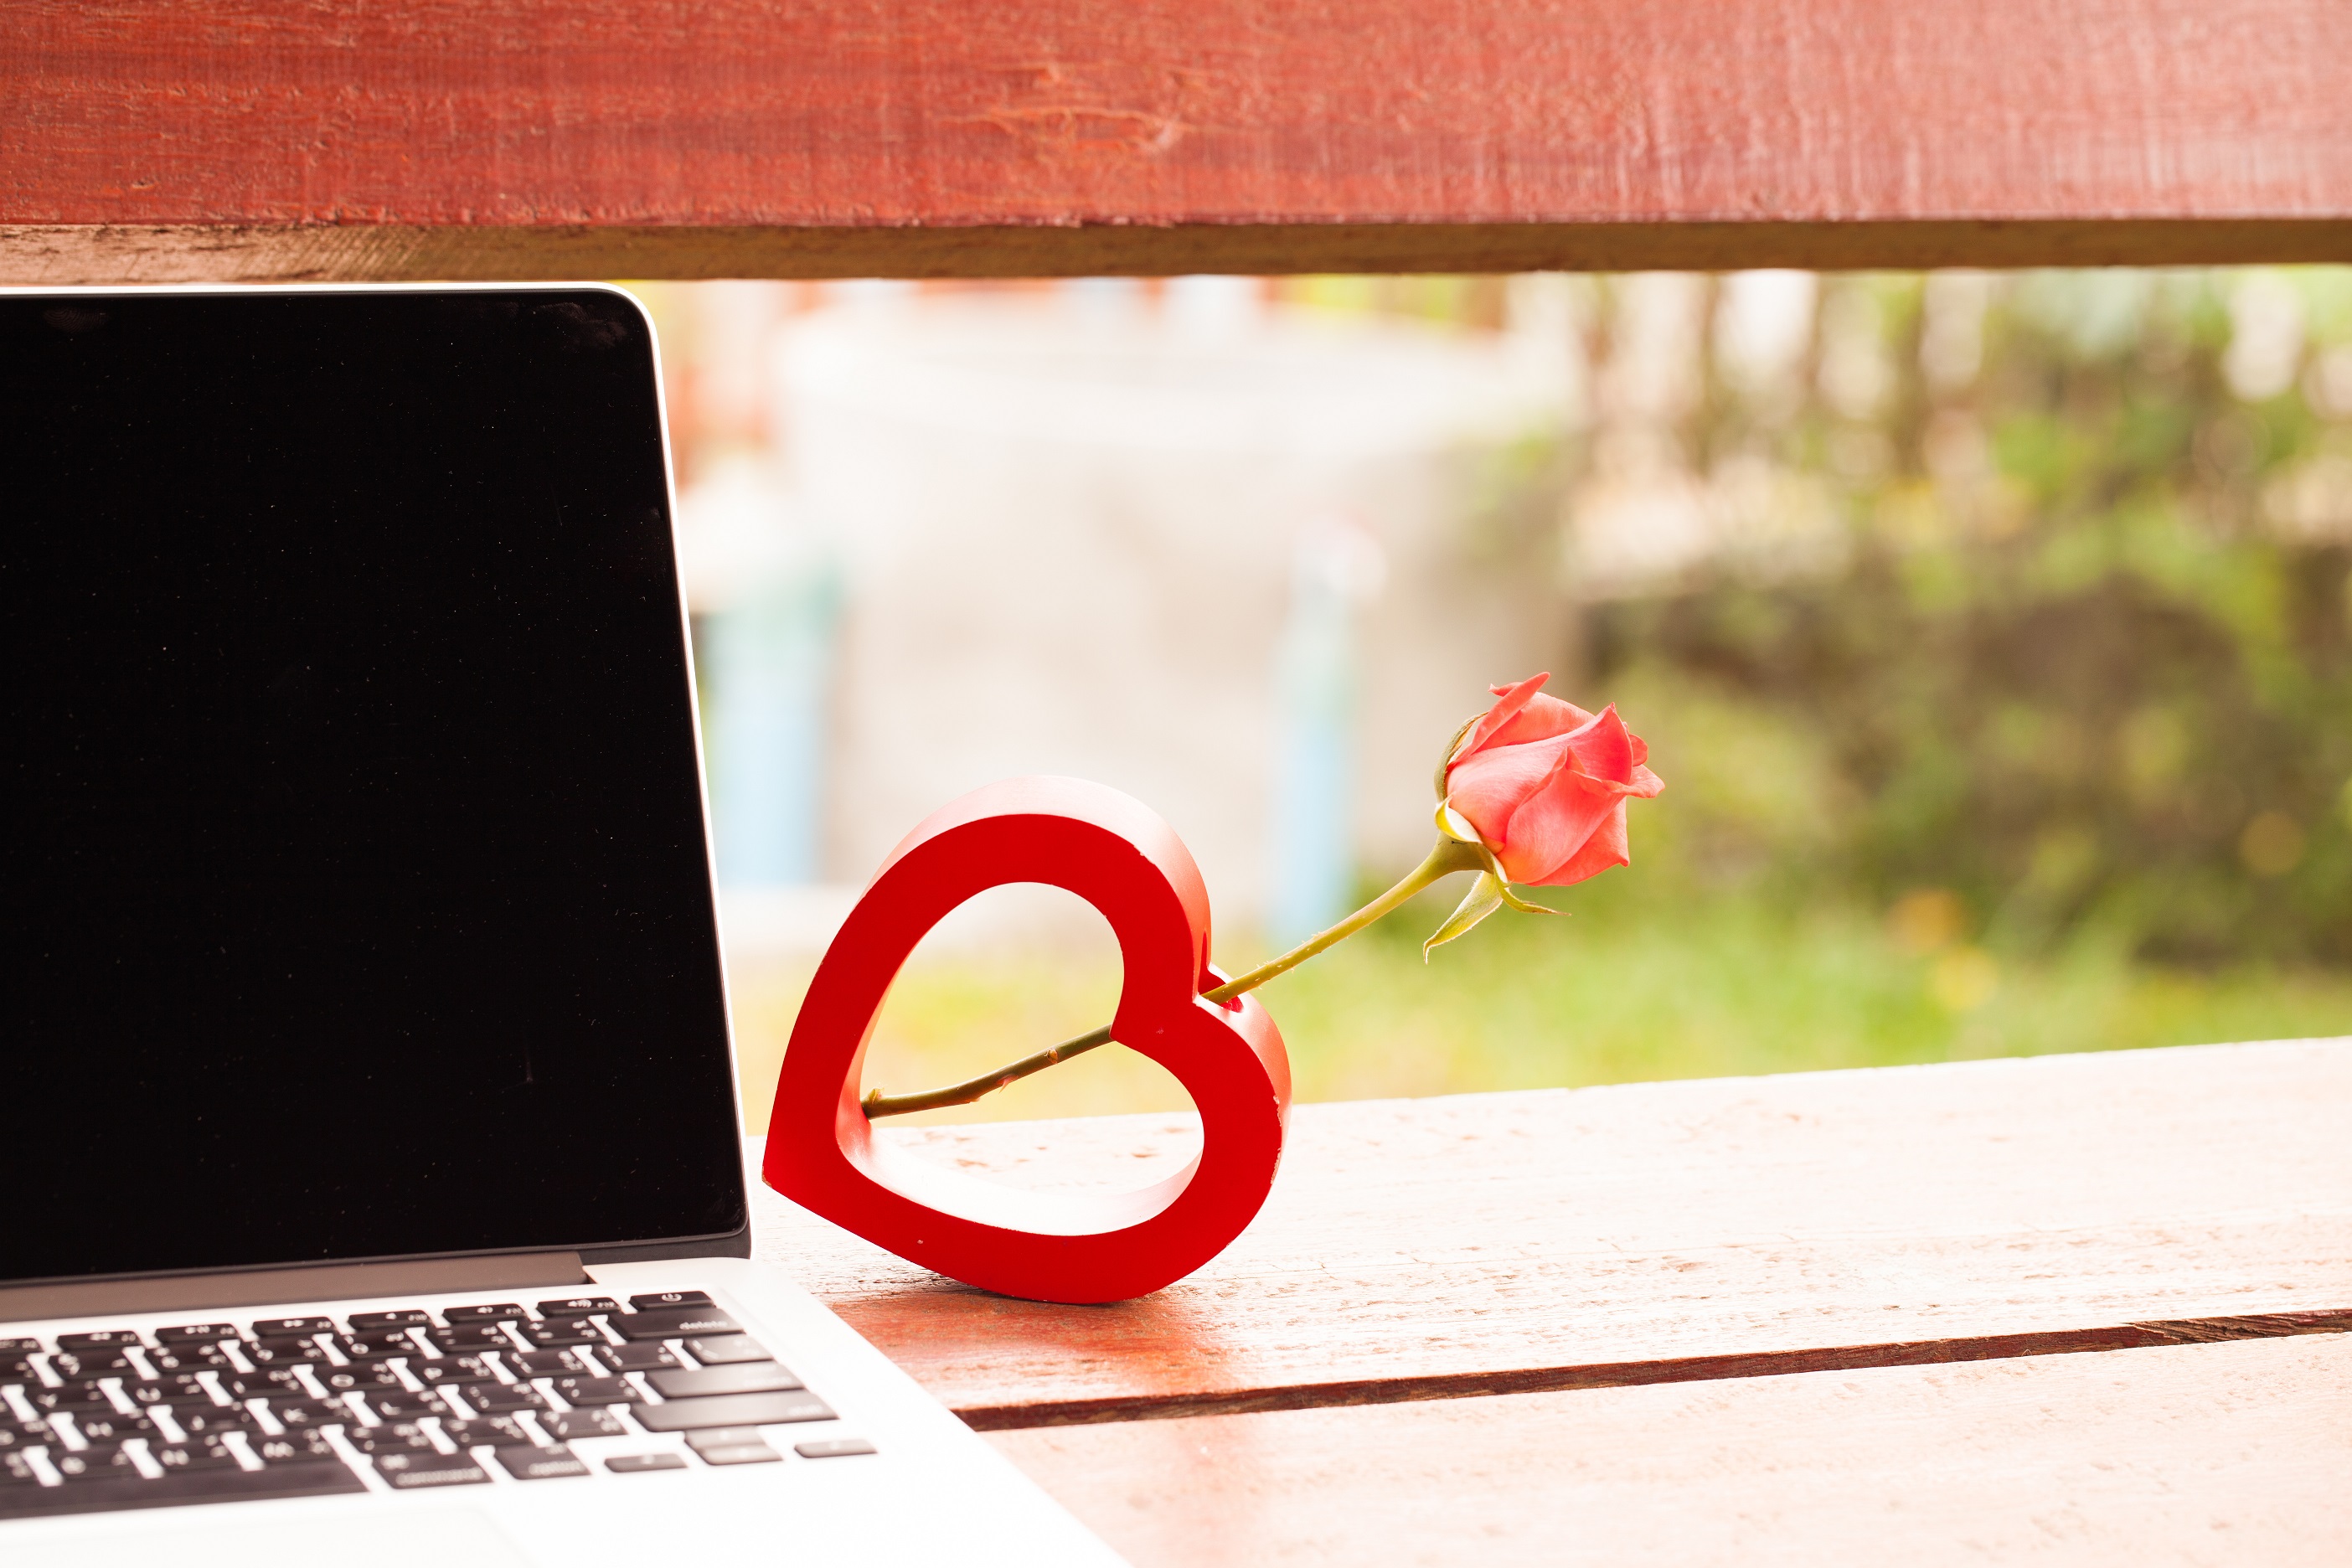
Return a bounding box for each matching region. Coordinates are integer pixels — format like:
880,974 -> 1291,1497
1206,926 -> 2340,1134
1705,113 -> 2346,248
5,0 -> 2349,281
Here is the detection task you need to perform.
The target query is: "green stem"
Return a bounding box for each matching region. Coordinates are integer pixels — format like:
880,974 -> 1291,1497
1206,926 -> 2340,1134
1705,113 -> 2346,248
860,837 -> 1487,1119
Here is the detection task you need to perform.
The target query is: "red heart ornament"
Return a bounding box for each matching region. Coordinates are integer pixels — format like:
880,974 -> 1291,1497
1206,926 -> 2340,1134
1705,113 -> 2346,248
762,776 -> 1292,1304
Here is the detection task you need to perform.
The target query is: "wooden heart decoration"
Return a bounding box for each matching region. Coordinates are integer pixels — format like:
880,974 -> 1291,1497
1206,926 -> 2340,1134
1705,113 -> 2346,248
762,776 -> 1292,1304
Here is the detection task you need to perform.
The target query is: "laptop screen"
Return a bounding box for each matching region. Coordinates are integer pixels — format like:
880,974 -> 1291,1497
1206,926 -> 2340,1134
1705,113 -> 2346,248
0,288 -> 746,1285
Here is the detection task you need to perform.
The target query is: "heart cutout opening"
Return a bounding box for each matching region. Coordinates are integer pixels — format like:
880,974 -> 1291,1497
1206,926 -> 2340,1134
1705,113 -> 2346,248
855,879 -> 1191,1130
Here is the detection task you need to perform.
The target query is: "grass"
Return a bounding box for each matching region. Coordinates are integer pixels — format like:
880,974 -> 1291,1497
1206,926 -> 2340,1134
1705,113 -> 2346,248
726,877 -> 2352,1132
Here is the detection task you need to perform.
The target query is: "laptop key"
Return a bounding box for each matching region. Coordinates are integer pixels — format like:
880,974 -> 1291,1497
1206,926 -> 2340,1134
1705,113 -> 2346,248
69,1411 -> 158,1445
242,1339 -> 324,1369
364,1390 -> 448,1421
23,1382 -> 121,1414
153,1323 -> 238,1344
539,1408 -> 626,1442
263,1400 -> 346,1430
632,1390 -> 836,1431
347,1421 -> 437,1456
606,1452 -> 688,1473
56,1330 -> 145,1352
512,1349 -> 586,1376
441,1416 -> 528,1448
539,1297 -> 620,1318
456,1382 -> 544,1414
627,1291 -> 714,1312
250,1318 -> 333,1337
150,1439 -> 245,1473
795,1437 -> 879,1459
494,1443 -> 591,1480
173,1406 -> 259,1437
225,1370 -> 306,1400
119,1375 -> 209,1407
427,1325 -> 510,1354
408,1354 -> 490,1386
246,1335 -> 328,1365
548,1376 -> 634,1407
332,1333 -> 413,1361
683,1334 -> 771,1366
48,1350 -> 132,1380
312,1363 -> 402,1394
51,1444 -> 140,1484
373,1450 -> 493,1489
145,1344 -> 233,1374
594,1343 -> 677,1373
251,1428 -> 340,1467
347,1310 -> 431,1332
612,1308 -> 739,1341
519,1318 -> 604,1349
683,1427 -> 780,1466
441,1303 -> 528,1324
647,1362 -> 802,1400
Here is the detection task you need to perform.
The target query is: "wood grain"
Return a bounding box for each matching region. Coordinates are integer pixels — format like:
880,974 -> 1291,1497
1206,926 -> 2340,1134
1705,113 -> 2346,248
984,1333 -> 2352,1566
749,1039 -> 2352,1427
8,1 -> 2352,281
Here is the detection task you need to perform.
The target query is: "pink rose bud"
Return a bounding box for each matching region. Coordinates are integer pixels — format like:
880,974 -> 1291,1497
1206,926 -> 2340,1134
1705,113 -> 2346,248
1441,673 -> 1664,888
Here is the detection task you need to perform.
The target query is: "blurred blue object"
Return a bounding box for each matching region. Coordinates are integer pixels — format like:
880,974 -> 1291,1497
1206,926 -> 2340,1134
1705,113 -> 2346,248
1267,517 -> 1383,946
706,550 -> 841,886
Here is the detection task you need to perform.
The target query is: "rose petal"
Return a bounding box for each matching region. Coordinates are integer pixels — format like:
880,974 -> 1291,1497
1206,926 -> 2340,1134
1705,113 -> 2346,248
1449,673 -> 1552,765
1483,690 -> 1600,751
1442,737 -> 1571,848
1528,800 -> 1632,887
1560,704 -> 1636,785
1498,771 -> 1624,884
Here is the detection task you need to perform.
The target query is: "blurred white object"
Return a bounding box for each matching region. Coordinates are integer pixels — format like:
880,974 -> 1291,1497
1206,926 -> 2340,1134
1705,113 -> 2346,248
771,291 -> 1568,928
673,454 -> 802,614
1920,271 -> 1993,394
2226,270 -> 2308,403
1817,279 -> 1895,420
1715,271 -> 1818,405
1602,273 -> 1706,423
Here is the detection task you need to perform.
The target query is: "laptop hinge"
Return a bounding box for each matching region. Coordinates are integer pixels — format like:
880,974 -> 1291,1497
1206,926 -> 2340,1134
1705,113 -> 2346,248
0,1251 -> 589,1323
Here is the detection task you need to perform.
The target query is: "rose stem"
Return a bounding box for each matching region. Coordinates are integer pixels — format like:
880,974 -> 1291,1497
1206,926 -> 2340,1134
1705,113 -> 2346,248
860,837 -> 1489,1119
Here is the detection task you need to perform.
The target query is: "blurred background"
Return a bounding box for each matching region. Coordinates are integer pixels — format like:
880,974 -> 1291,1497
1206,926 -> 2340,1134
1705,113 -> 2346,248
622,270 -> 2352,1131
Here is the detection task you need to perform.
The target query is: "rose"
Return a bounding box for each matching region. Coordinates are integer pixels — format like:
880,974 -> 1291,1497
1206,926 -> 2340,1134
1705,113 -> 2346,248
1440,672 -> 1663,888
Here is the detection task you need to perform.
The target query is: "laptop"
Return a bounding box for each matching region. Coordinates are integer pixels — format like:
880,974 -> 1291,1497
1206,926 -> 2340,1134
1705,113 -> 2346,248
0,286 -> 1121,1566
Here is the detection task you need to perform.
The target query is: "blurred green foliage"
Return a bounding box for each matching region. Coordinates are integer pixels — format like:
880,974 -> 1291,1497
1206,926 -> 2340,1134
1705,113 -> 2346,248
1587,268 -> 2352,967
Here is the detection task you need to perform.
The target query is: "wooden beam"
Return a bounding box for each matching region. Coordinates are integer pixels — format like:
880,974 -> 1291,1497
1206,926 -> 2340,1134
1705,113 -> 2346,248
750,1040 -> 2352,1429
8,0 -> 2351,281
984,1335 -> 2352,1566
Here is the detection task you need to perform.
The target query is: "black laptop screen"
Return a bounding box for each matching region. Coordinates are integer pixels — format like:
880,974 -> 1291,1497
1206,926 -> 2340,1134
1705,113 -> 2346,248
0,289 -> 745,1284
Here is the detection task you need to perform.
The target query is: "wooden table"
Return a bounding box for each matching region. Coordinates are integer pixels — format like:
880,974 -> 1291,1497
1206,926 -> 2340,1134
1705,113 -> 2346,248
750,1039 -> 2352,1564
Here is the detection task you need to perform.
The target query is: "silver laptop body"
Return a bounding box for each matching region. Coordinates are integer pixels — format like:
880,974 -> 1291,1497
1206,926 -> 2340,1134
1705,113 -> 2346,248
0,285 -> 1117,1566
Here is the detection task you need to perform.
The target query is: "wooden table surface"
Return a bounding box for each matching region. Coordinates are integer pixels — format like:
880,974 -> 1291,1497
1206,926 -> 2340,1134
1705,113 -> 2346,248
749,1039 -> 2352,1564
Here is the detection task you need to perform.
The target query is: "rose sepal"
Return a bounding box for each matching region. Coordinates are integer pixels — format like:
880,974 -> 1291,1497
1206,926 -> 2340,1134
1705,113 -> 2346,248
1423,869 -> 1504,957
1431,802 -> 1566,921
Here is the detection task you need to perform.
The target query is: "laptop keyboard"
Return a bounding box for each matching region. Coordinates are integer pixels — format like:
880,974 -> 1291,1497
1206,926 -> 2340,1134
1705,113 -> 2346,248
1,1291 -> 876,1519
